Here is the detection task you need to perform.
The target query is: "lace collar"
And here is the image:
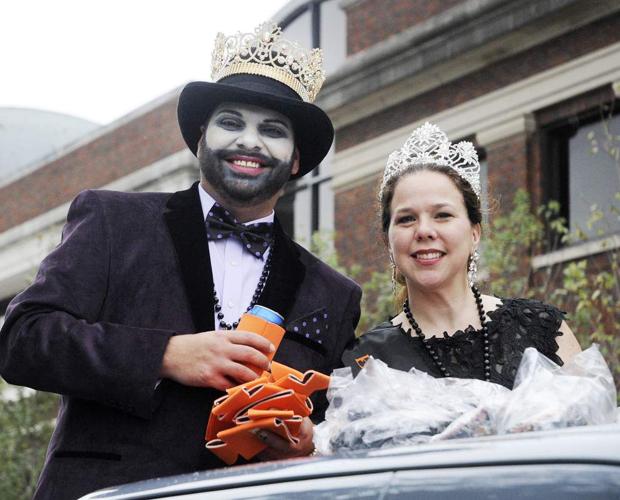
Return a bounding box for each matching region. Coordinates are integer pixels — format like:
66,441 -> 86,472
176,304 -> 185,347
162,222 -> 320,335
392,297 -> 504,340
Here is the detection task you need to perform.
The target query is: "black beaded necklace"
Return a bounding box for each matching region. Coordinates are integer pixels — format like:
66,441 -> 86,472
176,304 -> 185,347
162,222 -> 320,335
402,286 -> 491,381
213,242 -> 274,330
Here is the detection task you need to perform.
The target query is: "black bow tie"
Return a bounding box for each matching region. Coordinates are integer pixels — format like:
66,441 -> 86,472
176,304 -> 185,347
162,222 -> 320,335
205,204 -> 274,258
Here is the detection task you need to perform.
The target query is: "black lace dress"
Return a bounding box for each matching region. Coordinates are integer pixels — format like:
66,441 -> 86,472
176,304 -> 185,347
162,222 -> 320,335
342,298 -> 565,389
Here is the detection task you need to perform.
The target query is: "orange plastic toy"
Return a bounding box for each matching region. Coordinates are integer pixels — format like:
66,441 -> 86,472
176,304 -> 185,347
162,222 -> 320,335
205,362 -> 330,465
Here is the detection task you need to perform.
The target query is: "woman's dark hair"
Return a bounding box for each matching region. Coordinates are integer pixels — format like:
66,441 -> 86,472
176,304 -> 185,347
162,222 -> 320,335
379,163 -> 482,238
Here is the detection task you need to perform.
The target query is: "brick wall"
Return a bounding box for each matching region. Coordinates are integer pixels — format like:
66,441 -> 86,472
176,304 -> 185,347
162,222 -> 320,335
484,133 -> 530,210
0,97 -> 185,232
336,12 -> 620,152
334,177 -> 388,275
333,11 -> 620,252
334,131 -> 531,276
344,0 -> 466,55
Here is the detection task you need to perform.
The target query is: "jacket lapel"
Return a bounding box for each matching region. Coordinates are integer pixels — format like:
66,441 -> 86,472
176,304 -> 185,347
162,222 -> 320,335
164,182 -> 215,333
164,184 -> 305,330
257,218 -> 306,321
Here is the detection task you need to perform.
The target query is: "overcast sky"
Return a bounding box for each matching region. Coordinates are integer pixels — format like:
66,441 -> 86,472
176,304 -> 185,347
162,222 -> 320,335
1,0 -> 290,125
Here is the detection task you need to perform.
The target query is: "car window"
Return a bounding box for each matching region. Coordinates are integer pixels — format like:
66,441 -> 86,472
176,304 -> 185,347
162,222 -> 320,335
387,464 -> 620,499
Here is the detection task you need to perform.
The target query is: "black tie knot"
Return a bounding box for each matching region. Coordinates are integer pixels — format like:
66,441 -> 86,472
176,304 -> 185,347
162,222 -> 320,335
205,204 -> 274,258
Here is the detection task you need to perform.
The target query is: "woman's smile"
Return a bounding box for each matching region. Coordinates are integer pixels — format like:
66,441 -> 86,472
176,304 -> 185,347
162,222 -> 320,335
388,170 -> 480,290
411,249 -> 445,265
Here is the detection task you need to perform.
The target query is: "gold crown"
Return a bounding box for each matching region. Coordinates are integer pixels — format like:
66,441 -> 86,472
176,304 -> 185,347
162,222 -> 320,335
211,22 -> 326,103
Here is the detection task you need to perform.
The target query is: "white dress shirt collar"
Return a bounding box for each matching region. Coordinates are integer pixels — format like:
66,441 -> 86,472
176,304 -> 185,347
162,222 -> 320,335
198,183 -> 275,225
198,182 -> 274,328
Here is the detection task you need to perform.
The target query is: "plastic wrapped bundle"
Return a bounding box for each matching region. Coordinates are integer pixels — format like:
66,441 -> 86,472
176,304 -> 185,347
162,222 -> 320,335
496,344 -> 617,433
314,345 -> 617,455
314,357 -> 510,453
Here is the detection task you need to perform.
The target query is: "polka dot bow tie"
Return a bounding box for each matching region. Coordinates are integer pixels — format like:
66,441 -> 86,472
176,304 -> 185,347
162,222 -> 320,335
205,204 -> 274,258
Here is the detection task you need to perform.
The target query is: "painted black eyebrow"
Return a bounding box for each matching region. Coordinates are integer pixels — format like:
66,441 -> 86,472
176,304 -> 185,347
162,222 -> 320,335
263,118 -> 292,130
214,110 -> 290,130
215,109 -> 243,117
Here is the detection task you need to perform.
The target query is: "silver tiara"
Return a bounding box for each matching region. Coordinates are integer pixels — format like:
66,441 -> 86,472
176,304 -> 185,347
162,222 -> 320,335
381,122 -> 481,198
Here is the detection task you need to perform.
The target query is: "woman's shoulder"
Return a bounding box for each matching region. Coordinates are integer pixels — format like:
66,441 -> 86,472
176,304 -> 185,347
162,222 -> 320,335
341,319 -> 406,368
487,295 -> 582,365
484,294 -> 566,361
357,320 -> 402,342
487,295 -> 565,321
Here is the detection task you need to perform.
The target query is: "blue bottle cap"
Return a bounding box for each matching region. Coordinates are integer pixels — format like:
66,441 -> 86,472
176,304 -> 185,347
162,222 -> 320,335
248,305 -> 284,326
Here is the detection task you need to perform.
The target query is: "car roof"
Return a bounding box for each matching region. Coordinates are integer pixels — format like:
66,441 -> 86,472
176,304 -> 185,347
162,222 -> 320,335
83,423 -> 620,499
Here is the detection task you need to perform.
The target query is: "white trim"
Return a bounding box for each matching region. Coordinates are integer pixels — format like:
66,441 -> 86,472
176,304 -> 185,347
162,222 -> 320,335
532,234 -> 620,269
324,1 -> 620,128
476,114 -> 536,148
0,150 -> 196,251
332,42 -> 620,191
338,0 -> 365,10
0,150 -> 198,299
102,149 -> 197,192
0,87 -> 183,190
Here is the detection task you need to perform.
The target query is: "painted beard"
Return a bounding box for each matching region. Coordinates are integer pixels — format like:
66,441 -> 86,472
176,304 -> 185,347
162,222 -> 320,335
199,146 -> 295,206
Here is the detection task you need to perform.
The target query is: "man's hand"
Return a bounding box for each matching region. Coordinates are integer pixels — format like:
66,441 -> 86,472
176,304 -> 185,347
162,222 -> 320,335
255,417 -> 315,461
160,330 -> 274,390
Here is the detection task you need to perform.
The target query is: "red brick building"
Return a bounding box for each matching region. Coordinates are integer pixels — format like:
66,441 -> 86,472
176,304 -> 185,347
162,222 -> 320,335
325,0 -> 620,275
1,0 -> 619,317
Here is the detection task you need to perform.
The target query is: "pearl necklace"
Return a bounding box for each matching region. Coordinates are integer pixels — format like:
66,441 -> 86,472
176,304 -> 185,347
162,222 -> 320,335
213,242 -> 274,330
402,286 -> 491,381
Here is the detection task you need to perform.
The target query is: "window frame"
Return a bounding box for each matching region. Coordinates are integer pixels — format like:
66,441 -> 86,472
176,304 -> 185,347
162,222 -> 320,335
540,101 -> 620,249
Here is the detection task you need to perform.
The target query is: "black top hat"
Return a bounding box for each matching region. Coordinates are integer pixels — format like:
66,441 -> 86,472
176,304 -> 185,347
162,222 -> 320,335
177,76 -> 333,179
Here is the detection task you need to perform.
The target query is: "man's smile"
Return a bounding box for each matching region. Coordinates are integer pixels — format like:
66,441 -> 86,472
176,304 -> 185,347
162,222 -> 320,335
199,104 -> 297,205
224,154 -> 271,176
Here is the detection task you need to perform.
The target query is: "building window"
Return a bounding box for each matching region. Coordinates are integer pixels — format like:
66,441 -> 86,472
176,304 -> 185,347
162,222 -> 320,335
274,0 -> 346,246
543,107 -> 620,241
276,148 -> 334,246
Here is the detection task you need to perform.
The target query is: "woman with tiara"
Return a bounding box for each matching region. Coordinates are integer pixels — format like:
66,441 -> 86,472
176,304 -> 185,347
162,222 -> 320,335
342,123 -> 582,387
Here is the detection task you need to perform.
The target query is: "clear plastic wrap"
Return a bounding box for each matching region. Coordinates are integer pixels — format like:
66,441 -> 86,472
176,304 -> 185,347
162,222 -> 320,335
496,344 -> 617,433
314,345 -> 618,455
314,357 -> 510,453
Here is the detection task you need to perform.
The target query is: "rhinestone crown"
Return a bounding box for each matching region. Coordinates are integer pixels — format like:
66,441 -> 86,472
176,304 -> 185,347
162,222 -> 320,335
381,122 -> 481,198
211,22 -> 325,103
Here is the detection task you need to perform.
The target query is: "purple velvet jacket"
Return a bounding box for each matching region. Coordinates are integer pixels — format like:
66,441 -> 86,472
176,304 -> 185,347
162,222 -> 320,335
0,183 -> 361,499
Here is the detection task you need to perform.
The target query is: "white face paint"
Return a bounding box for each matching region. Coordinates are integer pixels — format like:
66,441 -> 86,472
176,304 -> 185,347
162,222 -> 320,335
198,102 -> 299,207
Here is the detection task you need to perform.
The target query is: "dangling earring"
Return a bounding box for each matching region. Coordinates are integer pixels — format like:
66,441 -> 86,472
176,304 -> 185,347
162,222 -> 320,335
468,249 -> 480,287
389,253 -> 397,295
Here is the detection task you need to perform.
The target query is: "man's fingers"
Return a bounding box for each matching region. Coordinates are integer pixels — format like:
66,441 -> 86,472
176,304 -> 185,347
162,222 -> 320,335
227,330 -> 275,354
223,361 -> 261,384
255,418 -> 315,459
163,330 -> 279,389
297,417 -> 314,439
255,429 -> 291,452
208,374 -> 236,392
229,344 -> 271,371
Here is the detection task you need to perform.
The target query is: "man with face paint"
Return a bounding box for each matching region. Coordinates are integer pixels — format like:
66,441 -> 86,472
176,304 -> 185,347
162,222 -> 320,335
0,23 -> 362,499
199,103 -> 298,214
